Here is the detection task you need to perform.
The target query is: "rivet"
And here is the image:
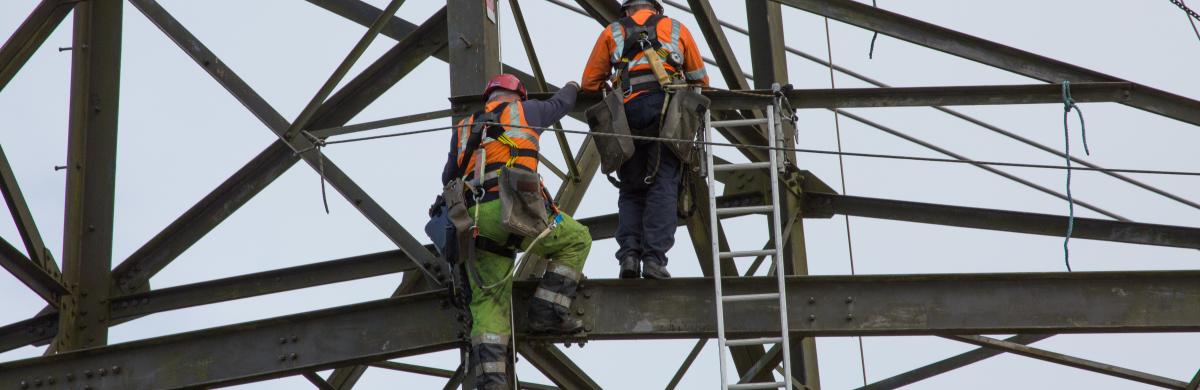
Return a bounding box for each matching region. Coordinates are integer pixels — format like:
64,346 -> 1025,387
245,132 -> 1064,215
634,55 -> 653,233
808,314 -> 816,322
19,380 -> 28,389
279,337 -> 287,344
111,366 -> 121,374
291,336 -> 298,343
807,297 -> 815,304
66,373 -> 74,381
845,297 -> 854,303
33,378 -> 41,386
575,308 -> 584,316
98,368 -> 106,376
290,353 -> 298,360
84,370 -> 93,378
46,377 -> 54,385
845,314 -> 854,321
278,355 -> 287,362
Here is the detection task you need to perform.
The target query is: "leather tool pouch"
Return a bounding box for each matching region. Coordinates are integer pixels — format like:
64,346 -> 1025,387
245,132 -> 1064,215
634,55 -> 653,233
498,166 -> 549,237
585,89 -> 635,175
660,88 -> 710,165
441,179 -> 474,264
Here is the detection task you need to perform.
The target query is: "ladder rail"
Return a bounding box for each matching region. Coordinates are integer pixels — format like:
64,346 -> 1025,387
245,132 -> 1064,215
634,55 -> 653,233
705,108 -> 732,389
766,104 -> 795,389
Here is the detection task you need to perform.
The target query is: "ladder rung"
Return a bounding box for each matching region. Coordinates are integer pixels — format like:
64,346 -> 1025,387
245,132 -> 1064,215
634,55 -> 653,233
719,249 -> 776,259
728,382 -> 786,389
716,205 -> 774,217
726,337 -> 783,347
712,118 -> 769,127
714,162 -> 772,172
722,293 -> 780,302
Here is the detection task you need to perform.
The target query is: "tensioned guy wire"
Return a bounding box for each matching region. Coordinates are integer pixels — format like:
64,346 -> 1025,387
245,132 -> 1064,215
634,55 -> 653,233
824,16 -> 869,387
296,121 -> 1200,178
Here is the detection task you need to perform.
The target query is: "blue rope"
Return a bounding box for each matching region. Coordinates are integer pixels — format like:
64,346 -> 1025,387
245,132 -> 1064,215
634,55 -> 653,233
1061,81 -> 1090,272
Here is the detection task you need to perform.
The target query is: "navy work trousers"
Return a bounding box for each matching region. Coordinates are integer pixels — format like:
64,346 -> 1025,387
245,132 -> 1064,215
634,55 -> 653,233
615,91 -> 680,266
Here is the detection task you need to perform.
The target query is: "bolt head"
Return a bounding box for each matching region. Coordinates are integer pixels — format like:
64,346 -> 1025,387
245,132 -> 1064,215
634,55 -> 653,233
46,377 -> 54,385
290,353 -> 298,360
98,368 -> 106,376
84,370 -> 92,378
808,314 -> 816,322
845,314 -> 854,321
845,297 -> 854,303
111,366 -> 120,374
20,380 -> 28,389
291,336 -> 298,342
279,337 -> 287,344
807,297 -> 815,304
278,355 -> 287,362
65,373 -> 74,382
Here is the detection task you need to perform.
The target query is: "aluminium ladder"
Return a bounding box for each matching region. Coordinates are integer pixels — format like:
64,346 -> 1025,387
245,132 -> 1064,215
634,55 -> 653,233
703,93 -> 794,390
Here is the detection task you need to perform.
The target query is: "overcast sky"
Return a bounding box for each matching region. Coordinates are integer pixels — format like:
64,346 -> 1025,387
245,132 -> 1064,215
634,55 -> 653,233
2,0 -> 1199,388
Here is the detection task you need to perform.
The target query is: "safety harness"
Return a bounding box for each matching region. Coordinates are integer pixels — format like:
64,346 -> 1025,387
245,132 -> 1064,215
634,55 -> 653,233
610,14 -> 685,94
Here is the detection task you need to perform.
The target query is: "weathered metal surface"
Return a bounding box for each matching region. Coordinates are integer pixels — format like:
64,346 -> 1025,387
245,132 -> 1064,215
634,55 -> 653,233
0,238 -> 65,307
0,144 -> 62,300
4,272 -> 1198,388
1,291 -> 459,389
0,312 -> 56,354
771,0 -> 1200,126
369,361 -> 557,390
946,335 -> 1189,389
517,343 -> 603,390
745,0 -> 788,90
57,0 -> 123,351
451,82 -> 1135,111
857,334 -> 1053,390
805,193 -> 1200,249
0,0 -> 74,91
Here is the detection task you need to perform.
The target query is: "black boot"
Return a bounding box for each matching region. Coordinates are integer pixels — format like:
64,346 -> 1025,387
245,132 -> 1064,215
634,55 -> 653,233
470,334 -> 510,390
619,255 -> 640,279
641,257 -> 671,279
528,263 -> 585,334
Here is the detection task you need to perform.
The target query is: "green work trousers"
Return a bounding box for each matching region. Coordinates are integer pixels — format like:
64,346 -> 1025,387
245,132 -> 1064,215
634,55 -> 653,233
468,199 -> 591,338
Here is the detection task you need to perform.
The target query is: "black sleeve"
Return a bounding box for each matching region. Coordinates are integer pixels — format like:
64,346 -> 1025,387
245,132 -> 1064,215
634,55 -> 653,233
522,82 -> 579,128
440,130 -> 458,185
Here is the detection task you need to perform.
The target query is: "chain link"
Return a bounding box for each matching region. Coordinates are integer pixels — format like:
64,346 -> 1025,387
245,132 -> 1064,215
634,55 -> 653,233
1171,0 -> 1200,21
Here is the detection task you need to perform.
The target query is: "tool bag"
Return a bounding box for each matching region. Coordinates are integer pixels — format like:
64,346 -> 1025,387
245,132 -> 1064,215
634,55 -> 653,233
498,166 -> 549,237
660,87 -> 710,165
586,88 -> 635,176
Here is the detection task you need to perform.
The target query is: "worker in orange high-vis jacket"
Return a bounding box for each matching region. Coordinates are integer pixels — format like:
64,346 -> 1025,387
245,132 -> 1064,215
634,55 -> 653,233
580,0 -> 709,280
442,74 -> 591,390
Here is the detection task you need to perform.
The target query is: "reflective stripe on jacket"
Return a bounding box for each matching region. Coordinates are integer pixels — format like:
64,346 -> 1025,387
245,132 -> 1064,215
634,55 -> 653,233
580,9 -> 710,99
455,101 -> 540,191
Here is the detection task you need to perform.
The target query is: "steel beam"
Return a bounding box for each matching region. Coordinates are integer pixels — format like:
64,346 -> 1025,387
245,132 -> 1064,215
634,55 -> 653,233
1,291 -> 459,389
283,0 -> 406,141
0,0 -> 75,92
858,334 -> 1052,390
56,0 -> 122,351
685,0 -> 751,90
454,82 -> 1135,112
745,0 -> 788,90
0,144 -> 62,294
804,193 -> 1200,249
0,238 -> 66,307
113,0 -> 449,294
770,0 -> 1200,126
4,272 -> 1199,388
303,372 -> 337,390
108,249 -> 421,320
0,311 -> 57,354
368,361 -> 557,390
516,343 -> 602,390
573,0 -> 621,24
945,335 -> 1189,389
509,0 -> 580,181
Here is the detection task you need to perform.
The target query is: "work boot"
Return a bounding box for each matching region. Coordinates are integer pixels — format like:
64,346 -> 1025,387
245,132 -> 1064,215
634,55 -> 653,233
619,255 -> 640,279
641,258 -> 671,279
470,334 -> 510,390
528,263 -> 585,334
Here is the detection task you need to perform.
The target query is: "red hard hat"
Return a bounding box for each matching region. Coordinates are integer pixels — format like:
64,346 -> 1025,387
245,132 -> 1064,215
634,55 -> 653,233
483,74 -> 527,100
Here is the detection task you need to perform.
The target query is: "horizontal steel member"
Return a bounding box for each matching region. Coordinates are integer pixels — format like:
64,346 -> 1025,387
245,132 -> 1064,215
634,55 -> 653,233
449,82 -> 1134,114
4,271 -> 1198,388
711,118 -> 770,127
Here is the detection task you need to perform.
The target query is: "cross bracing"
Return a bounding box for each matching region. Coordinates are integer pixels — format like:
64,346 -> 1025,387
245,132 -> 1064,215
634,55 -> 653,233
0,0 -> 1198,389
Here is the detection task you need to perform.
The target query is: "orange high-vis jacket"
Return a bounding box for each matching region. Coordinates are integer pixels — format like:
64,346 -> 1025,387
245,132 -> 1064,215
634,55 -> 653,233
455,101 -> 540,192
580,9 -> 710,100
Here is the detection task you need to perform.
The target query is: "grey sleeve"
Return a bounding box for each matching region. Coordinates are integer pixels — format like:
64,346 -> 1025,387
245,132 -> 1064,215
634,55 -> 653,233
522,82 -> 579,129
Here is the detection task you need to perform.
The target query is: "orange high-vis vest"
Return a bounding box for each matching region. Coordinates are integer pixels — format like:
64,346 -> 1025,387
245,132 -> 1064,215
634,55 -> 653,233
455,101 -> 540,191
580,9 -> 709,98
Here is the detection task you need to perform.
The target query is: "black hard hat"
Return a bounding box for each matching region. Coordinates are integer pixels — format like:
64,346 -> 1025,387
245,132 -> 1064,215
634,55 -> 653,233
620,0 -> 664,14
